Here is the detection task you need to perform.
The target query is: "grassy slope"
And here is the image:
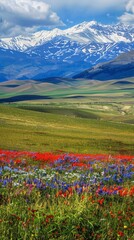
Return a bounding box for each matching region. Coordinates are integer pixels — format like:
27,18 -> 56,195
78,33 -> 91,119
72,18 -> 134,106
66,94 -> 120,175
0,104 -> 134,155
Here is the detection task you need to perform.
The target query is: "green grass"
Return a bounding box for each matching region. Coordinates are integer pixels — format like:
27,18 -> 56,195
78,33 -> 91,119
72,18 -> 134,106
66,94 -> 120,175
0,104 -> 134,155
18,105 -> 100,120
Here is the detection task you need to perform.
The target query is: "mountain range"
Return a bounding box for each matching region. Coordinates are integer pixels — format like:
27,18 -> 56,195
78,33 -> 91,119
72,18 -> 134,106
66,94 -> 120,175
0,21 -> 134,81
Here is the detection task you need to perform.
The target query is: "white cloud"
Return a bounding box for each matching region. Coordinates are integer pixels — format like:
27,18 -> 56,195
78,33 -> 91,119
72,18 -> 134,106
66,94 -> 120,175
119,0 -> 134,24
0,0 -> 63,37
126,0 -> 134,12
119,12 -> 134,24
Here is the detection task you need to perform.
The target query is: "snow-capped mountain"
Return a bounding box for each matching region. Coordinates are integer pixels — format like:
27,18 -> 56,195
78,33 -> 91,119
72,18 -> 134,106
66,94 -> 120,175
0,28 -> 63,51
0,21 -> 133,81
0,21 -> 133,51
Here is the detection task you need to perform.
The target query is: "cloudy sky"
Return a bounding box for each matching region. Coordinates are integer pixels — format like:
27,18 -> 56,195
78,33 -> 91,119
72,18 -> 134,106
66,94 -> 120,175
0,0 -> 134,37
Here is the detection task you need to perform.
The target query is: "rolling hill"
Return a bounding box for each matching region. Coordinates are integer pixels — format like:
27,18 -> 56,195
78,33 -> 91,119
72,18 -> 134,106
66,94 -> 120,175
0,77 -> 133,103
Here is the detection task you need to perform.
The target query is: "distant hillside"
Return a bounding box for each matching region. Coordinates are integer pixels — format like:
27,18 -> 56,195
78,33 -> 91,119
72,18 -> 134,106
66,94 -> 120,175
74,50 -> 134,80
0,77 -> 133,103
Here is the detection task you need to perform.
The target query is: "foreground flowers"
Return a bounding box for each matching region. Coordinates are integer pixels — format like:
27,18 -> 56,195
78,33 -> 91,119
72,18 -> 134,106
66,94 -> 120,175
0,149 -> 134,239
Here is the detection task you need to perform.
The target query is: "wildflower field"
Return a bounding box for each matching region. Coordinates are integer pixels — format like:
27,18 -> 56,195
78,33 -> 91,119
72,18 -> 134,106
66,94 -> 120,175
0,149 -> 134,240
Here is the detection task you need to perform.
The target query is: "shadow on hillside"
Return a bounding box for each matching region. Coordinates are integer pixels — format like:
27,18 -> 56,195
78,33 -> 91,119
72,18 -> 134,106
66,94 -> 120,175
64,95 -> 85,99
0,95 -> 52,103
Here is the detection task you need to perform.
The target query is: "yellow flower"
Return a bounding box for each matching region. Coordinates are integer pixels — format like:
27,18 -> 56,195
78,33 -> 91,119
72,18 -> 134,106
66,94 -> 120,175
124,225 -> 128,229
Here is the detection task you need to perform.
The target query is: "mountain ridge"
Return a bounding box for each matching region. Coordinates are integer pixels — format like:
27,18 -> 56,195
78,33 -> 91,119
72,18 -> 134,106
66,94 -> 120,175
0,21 -> 133,51
74,50 -> 134,80
0,21 -> 133,81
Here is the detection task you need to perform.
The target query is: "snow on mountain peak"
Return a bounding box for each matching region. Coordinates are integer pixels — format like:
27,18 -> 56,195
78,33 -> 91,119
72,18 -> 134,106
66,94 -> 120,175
0,21 -> 133,51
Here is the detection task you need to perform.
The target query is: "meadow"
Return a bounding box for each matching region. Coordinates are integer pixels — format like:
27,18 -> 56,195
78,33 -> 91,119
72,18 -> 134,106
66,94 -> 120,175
0,80 -> 134,239
0,103 -> 134,155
